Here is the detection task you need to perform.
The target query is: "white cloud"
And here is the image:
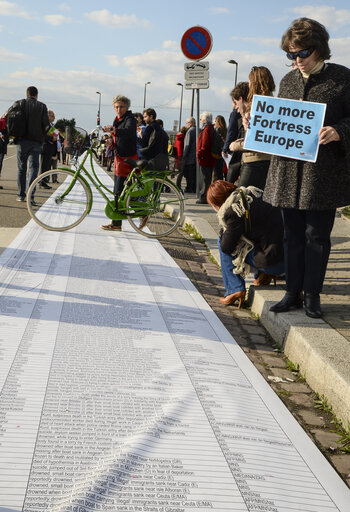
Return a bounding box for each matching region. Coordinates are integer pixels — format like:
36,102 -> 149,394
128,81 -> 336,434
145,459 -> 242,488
84,9 -> 151,29
208,7 -> 229,14
44,14 -> 71,26
289,5 -> 350,30
58,3 -> 71,11
26,35 -> 52,44
0,45 -> 25,61
0,1 -> 30,18
163,40 -> 178,50
104,55 -> 121,67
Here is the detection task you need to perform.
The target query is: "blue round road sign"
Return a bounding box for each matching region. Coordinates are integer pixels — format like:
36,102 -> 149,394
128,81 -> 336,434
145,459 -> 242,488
181,26 -> 212,61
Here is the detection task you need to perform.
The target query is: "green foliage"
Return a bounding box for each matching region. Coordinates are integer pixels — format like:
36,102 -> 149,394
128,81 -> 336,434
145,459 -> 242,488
55,117 -> 76,134
277,389 -> 291,397
342,206 -> 350,219
182,223 -> 205,243
286,360 -> 300,372
314,393 -> 333,413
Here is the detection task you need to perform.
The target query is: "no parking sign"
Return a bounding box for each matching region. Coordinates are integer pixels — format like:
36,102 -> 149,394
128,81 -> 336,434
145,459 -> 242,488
181,26 -> 212,61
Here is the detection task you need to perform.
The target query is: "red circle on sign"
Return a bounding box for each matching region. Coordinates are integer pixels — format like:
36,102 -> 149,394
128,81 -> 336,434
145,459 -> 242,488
181,26 -> 212,61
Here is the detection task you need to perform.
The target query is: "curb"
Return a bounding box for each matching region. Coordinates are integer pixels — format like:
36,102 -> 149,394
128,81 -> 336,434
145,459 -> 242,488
183,213 -> 350,427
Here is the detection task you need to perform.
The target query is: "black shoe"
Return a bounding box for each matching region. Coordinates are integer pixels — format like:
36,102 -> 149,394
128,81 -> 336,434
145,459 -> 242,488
30,200 -> 38,207
269,292 -> 303,313
39,182 -> 52,189
304,293 -> 323,318
196,199 -> 207,204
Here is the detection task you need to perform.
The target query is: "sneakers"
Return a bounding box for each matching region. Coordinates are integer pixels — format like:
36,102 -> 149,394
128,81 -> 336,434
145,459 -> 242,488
39,182 -> 52,189
16,196 -> 25,202
30,200 -> 38,207
100,224 -> 122,231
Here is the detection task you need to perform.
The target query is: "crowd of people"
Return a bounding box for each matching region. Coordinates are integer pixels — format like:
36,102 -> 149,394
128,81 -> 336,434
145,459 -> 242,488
1,17 -> 349,320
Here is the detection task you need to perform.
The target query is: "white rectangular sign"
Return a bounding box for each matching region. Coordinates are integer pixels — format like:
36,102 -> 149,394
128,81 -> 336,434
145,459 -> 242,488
185,69 -> 209,80
184,60 -> 209,71
185,80 -> 209,89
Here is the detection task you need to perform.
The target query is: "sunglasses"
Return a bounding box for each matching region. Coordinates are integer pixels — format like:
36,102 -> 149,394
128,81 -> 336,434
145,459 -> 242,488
286,47 -> 314,60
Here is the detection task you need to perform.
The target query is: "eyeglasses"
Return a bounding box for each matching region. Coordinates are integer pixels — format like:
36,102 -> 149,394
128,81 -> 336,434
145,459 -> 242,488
286,47 -> 314,60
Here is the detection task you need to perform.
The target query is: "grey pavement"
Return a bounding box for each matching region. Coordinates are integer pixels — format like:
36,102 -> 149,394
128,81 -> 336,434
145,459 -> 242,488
182,193 -> 350,427
1,146 -> 349,427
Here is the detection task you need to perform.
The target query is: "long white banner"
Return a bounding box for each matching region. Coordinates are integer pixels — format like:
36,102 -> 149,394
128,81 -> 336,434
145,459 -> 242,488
0,160 -> 349,511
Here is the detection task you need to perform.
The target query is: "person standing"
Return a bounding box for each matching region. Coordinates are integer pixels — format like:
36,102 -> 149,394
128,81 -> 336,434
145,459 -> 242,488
140,109 -> 168,171
0,116 -> 9,190
222,90 -> 242,184
181,116 -> 197,193
196,111 -> 215,204
213,115 -> 227,181
10,86 -> 50,204
264,18 -> 350,318
39,109 -> 56,189
101,94 -> 138,231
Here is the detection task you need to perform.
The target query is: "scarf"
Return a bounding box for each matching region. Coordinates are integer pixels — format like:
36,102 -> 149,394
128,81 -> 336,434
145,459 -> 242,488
300,60 -> 325,80
217,186 -> 262,278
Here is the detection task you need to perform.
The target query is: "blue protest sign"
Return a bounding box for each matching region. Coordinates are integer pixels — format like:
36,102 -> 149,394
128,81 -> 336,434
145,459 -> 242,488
244,95 -> 326,162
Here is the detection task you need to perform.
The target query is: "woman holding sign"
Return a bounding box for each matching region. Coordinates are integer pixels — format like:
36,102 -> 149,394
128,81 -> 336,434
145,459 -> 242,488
264,18 -> 350,318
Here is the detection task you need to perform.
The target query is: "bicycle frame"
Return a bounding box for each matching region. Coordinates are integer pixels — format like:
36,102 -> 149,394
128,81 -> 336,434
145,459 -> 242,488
59,149 -> 175,221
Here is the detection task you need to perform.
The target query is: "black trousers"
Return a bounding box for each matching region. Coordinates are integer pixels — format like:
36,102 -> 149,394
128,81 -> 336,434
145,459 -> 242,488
111,175 -> 127,227
237,160 -> 270,190
281,208 -> 336,295
199,165 -> 213,202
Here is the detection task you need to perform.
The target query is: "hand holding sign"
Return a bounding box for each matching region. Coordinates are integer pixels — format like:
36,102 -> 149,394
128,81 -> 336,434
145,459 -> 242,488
244,95 -> 326,162
319,125 -> 340,145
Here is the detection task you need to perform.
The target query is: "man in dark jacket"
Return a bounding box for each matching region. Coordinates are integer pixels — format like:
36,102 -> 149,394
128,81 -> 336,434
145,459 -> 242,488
181,116 -> 196,193
10,86 -> 50,204
140,109 -> 168,171
0,116 -> 9,190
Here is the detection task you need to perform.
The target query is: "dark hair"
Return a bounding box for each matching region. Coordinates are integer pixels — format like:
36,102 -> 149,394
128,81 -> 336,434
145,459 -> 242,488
247,66 -> 275,109
143,108 -> 157,119
207,180 -> 237,209
230,82 -> 249,101
26,86 -> 38,97
215,115 -> 227,141
281,17 -> 331,61
156,119 -> 163,127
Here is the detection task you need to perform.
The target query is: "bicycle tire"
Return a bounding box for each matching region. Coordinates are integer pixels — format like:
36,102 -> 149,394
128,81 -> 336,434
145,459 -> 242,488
126,178 -> 184,238
27,169 -> 92,231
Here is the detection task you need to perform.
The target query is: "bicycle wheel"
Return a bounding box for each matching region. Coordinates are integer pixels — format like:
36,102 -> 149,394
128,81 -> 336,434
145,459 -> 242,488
126,178 -> 184,238
27,169 -> 92,231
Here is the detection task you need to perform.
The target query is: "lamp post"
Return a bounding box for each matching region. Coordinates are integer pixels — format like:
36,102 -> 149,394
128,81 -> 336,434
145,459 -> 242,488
176,82 -> 184,130
96,91 -> 101,125
143,82 -> 151,109
228,60 -> 238,86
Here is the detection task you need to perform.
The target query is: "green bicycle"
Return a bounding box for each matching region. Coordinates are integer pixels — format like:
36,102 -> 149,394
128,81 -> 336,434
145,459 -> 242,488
26,127 -> 185,238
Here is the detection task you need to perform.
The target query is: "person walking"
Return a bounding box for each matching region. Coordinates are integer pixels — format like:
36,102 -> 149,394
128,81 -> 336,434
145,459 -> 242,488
264,18 -> 350,318
9,86 -> 50,205
0,116 -> 9,190
196,111 -> 215,204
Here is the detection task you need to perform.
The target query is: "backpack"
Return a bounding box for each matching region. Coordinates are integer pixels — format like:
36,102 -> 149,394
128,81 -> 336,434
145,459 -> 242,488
6,99 -> 27,138
211,128 -> 224,159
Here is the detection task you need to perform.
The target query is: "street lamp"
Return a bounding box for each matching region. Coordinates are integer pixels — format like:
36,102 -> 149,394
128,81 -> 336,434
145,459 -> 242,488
96,91 -> 101,125
176,82 -> 184,130
228,60 -> 238,86
143,82 -> 151,109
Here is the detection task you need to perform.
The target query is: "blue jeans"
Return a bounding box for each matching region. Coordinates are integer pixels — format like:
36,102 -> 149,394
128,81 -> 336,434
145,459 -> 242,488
16,139 -> 42,199
218,236 -> 285,296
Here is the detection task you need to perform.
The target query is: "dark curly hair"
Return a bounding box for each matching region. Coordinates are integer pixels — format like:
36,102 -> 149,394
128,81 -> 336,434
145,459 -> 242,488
281,17 -> 331,61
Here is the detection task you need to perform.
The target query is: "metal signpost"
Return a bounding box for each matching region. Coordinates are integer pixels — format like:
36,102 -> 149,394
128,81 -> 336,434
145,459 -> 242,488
181,26 -> 213,198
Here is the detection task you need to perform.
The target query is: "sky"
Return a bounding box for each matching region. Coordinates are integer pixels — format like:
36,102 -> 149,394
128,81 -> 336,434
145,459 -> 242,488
1,0 -> 350,132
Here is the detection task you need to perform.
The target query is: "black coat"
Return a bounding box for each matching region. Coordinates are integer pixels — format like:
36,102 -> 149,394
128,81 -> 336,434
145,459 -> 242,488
263,63 -> 350,210
218,187 -> 284,268
23,96 -> 50,143
112,110 -> 137,157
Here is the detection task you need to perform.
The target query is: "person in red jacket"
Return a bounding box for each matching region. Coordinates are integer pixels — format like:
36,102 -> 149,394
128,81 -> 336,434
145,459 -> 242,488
196,111 -> 215,204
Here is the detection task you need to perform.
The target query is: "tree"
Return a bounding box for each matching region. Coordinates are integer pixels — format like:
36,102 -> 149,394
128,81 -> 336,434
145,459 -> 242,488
55,117 -> 76,134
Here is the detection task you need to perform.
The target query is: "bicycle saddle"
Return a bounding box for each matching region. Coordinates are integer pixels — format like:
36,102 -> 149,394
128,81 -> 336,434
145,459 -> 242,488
124,158 -> 149,170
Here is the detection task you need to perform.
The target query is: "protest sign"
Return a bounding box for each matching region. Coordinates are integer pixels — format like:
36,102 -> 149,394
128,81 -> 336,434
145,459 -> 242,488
244,95 -> 326,162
